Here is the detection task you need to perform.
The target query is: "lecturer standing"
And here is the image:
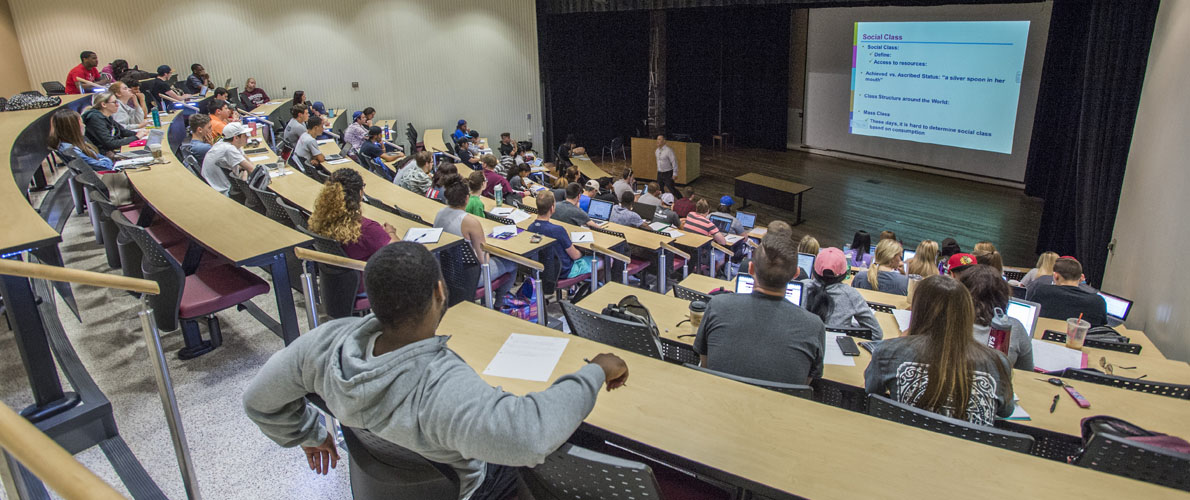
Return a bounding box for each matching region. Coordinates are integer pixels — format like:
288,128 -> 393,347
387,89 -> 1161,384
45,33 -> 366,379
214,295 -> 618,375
655,135 -> 682,199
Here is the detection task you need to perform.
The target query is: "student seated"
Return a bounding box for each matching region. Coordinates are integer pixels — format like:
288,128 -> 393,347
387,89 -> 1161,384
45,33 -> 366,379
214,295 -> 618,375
946,253 -> 978,280
395,151 -> 434,195
852,239 -> 909,296
958,265 -> 1034,371
108,81 -> 147,129
507,163 -> 532,192
844,230 -> 873,268
359,126 -> 405,168
797,235 -> 820,279
82,92 -> 147,156
556,134 -> 586,167
456,136 -> 481,168
207,99 -> 236,139
610,191 -> 649,229
344,108 -> 375,150
937,237 -> 962,274
426,163 -> 457,202
580,179 -> 598,211
528,191 -> 594,281
1017,251 -> 1058,287
240,78 -> 270,110
201,123 -> 256,196
804,248 -> 884,339
451,119 -> 470,143
295,116 -> 327,170
498,132 -> 516,157
906,239 -> 940,278
864,275 -> 1014,426
553,183 -> 601,229
655,193 -> 680,227
709,196 -> 746,235
283,104 -> 309,148
48,108 -> 113,172
182,114 -> 213,166
308,169 -> 398,264
594,177 -> 618,203
612,169 -> 635,200
673,186 -> 696,218
974,249 -> 1004,275
1026,257 -> 1107,326
197,87 -> 230,115
184,63 -> 210,95
435,174 -> 517,301
143,65 -> 191,111
694,234 -> 825,385
681,199 -> 728,246
66,51 -> 102,94
464,170 -> 488,217
637,182 -> 663,207
243,242 -> 628,500
880,230 -> 897,242
481,154 -> 522,201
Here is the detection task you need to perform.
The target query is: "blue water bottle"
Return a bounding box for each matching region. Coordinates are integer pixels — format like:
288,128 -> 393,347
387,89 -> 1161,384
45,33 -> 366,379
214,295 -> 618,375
383,125 -> 390,141
494,184 -> 503,206
151,108 -> 161,128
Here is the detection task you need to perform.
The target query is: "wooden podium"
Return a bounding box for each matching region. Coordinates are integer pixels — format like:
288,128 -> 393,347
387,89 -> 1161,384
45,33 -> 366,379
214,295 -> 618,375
630,137 -> 700,184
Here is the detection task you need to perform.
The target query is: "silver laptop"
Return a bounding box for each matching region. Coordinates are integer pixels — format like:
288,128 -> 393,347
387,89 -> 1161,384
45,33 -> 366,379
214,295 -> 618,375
1006,298 -> 1041,337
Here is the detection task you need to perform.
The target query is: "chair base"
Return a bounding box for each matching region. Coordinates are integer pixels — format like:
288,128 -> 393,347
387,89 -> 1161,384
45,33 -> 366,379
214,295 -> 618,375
177,316 -> 223,360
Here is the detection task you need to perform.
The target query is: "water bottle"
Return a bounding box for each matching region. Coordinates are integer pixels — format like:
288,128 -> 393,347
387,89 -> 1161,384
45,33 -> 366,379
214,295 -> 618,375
383,125 -> 390,141
494,184 -> 503,206
151,108 -> 161,128
987,307 -> 1012,355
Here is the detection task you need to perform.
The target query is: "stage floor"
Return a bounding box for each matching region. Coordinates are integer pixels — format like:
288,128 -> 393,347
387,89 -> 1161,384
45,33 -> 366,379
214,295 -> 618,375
599,147 -> 1043,268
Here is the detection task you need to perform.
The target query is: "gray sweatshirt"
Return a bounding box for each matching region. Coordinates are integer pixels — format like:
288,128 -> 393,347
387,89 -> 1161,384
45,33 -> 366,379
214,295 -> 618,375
242,314 -> 605,499
972,318 -> 1035,371
803,280 -> 885,339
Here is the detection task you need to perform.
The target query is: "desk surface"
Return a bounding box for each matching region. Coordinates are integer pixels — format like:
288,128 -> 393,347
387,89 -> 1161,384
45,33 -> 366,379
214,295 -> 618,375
735,173 -> 811,194
422,128 -> 449,153
476,195 -> 625,251
324,162 -> 552,256
569,155 -> 613,181
441,301 -> 1177,499
580,280 -> 1190,439
1,97 -> 90,253
127,164 -> 309,264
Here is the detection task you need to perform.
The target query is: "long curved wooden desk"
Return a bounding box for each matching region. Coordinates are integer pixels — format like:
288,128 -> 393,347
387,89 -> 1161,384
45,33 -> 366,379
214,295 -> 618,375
422,128 -> 449,153
441,301 -> 1179,499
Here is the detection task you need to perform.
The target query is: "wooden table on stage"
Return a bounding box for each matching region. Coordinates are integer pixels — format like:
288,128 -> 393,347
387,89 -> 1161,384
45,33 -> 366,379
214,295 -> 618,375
422,128 -> 449,153
126,163 -> 311,344
441,301 -> 1174,499
734,173 -> 812,225
629,137 -> 700,184
581,280 -> 1190,440
569,155 -> 612,181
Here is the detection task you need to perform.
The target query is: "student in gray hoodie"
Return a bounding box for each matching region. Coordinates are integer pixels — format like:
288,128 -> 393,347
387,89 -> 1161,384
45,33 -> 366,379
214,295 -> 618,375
803,247 -> 884,339
243,242 -> 629,500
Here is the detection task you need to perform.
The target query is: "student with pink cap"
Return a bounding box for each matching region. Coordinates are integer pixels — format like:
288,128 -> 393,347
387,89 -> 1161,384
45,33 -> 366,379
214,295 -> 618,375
803,247 -> 884,339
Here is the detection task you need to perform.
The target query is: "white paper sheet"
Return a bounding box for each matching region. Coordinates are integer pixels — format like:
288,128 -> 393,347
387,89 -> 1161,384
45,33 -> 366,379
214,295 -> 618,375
114,156 -> 155,168
648,222 -> 670,232
403,227 -> 443,244
824,332 -> 857,366
248,155 -> 272,162
724,234 -> 744,245
491,206 -> 515,216
570,232 -> 594,243
325,158 -> 353,165
1031,339 -> 1086,373
482,334 -> 570,381
664,229 -> 684,238
316,139 -> 333,145
490,225 -> 518,238
892,309 -> 913,332
267,169 -> 293,178
750,227 -> 768,237
490,206 -> 531,223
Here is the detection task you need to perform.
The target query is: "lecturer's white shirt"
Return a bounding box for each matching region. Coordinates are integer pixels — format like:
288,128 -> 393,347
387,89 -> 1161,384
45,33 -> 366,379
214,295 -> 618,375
656,145 -> 677,173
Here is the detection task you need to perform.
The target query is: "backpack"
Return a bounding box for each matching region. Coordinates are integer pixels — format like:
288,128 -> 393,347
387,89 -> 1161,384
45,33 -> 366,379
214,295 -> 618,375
1076,416 -> 1190,461
7,92 -> 60,111
601,295 -> 659,337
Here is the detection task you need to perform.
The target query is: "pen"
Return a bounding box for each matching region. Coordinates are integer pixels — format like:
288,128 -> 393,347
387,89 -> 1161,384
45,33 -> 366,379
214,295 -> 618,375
1049,394 -> 1059,413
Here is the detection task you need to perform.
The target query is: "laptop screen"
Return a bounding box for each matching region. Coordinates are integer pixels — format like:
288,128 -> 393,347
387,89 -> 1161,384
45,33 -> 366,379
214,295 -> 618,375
146,129 -> 165,147
587,199 -> 613,221
736,211 -> 756,229
632,203 -> 656,222
797,253 -> 816,277
1099,292 -> 1133,320
1006,299 -> 1040,337
734,274 -> 804,306
709,215 -> 733,233
903,249 -> 916,261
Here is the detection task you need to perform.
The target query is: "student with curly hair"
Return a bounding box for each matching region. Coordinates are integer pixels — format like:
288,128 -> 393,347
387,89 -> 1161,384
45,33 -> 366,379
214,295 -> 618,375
308,169 -> 400,267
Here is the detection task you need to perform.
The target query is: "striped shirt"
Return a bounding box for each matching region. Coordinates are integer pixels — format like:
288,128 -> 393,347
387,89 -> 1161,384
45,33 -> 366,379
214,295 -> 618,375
683,213 -> 719,236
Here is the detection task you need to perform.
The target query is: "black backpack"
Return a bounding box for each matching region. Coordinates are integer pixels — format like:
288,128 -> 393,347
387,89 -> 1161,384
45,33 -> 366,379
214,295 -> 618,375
601,295 -> 659,337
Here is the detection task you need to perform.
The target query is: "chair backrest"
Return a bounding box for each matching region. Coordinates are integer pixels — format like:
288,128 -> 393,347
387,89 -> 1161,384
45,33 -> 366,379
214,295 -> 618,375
867,302 -> 896,314
341,426 -> 459,500
867,394 -> 1034,454
825,325 -> 874,340
560,302 -> 663,360
66,159 -> 109,199
296,226 -> 360,319
684,364 -> 813,399
610,136 -> 623,149
394,206 -> 426,224
1060,368 -> 1189,399
1040,331 -> 1142,354
182,154 -> 204,179
226,174 -> 258,205
110,210 -> 185,331
438,244 -> 482,307
671,284 -> 711,303
1074,432 -> 1190,492
364,196 -> 399,216
252,186 -> 294,227
811,378 -> 869,413
521,444 -> 663,500
277,197 -> 310,229
1003,270 -> 1027,282
484,212 -> 515,225
42,81 -> 66,95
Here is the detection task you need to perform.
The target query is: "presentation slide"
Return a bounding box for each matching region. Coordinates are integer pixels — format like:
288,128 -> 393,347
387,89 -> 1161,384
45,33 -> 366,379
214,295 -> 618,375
849,21 -> 1030,154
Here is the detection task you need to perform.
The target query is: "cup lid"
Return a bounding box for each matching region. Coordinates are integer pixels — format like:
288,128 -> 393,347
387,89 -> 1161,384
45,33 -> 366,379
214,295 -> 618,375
690,300 -> 707,312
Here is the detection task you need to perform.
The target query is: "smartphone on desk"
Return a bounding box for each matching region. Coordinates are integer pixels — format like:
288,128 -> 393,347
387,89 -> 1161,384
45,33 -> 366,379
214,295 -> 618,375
836,336 -> 861,356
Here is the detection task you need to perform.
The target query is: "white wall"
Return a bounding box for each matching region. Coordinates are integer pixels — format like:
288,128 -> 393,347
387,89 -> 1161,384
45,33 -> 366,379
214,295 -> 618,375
9,0 -> 542,145
1102,0 -> 1190,362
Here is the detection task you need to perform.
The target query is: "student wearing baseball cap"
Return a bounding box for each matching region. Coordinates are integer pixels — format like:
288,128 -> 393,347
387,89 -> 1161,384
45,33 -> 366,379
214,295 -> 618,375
452,119 -> 470,143
709,195 -> 746,235
804,247 -> 885,339
656,193 -> 680,226
580,179 -> 599,211
946,253 -> 978,279
201,122 -> 255,196
344,107 -> 375,150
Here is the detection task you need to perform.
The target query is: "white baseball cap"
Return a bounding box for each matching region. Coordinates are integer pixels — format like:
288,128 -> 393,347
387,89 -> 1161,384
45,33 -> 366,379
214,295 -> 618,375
661,193 -> 675,205
222,122 -> 250,139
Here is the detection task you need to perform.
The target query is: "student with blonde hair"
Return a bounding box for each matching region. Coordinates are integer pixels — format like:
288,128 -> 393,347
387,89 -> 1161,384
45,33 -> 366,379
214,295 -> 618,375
853,239 -> 909,295
1017,251 -> 1058,287
906,240 -> 940,278
309,169 -> 399,266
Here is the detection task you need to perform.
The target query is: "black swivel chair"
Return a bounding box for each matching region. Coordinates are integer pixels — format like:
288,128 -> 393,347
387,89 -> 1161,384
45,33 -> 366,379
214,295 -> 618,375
685,364 -> 813,399
521,444 -> 664,500
1074,432 -> 1190,491
341,426 -> 459,500
867,394 -> 1034,454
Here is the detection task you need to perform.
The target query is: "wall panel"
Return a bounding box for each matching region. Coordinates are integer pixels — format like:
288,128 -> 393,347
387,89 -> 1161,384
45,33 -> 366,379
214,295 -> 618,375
11,0 -> 542,145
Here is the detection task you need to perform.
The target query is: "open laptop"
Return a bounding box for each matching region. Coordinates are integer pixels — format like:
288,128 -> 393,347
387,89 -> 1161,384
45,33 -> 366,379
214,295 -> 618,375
735,274 -> 804,306
798,252 -> 816,277
632,203 -> 656,222
902,249 -> 916,261
587,198 -> 613,221
709,214 -> 733,233
1098,291 -> 1133,323
1006,298 -> 1041,337
735,211 -> 757,231
118,130 -> 165,158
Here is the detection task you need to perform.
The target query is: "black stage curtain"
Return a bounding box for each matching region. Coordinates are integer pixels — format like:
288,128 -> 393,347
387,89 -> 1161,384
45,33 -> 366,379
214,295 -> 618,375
667,6 -> 791,149
1023,0 -> 1160,288
539,10 -> 651,160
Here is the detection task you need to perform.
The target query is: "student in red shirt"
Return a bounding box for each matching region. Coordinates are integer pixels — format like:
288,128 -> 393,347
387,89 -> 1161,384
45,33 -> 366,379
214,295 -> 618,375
65,51 -> 102,94
672,186 -> 696,218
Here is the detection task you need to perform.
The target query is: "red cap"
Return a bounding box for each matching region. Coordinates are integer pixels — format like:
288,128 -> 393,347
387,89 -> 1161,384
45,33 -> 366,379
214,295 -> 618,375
948,253 -> 977,271
1059,255 -> 1078,262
